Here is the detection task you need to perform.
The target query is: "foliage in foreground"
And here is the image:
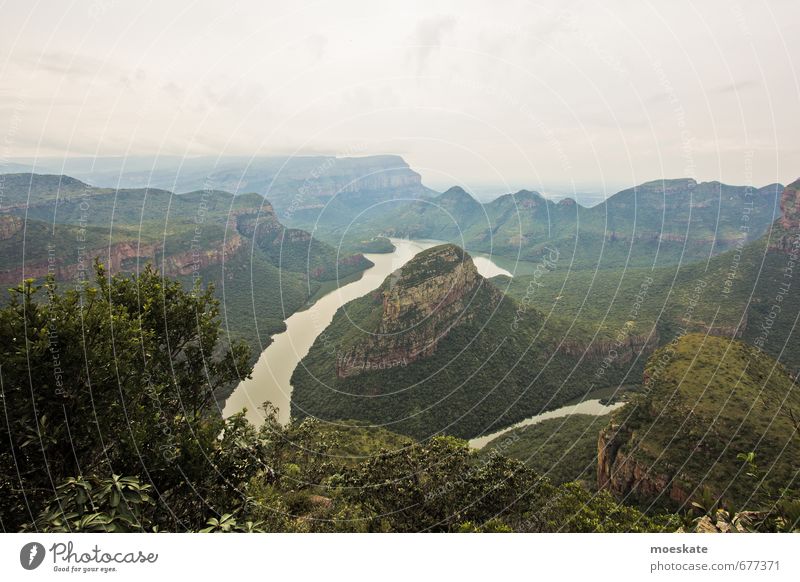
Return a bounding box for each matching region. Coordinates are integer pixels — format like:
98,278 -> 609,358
1,266 -> 794,532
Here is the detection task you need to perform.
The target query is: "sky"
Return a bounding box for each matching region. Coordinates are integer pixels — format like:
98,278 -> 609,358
1,0 -> 799,197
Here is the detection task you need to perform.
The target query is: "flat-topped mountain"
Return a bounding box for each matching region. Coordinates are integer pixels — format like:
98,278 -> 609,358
11,155 -> 434,219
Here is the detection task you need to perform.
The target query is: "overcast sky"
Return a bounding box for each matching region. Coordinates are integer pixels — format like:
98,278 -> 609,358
1,0 -> 798,196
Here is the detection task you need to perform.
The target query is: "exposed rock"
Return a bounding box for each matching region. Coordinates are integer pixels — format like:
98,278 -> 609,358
0,236 -> 243,284
597,334 -> 800,508
778,179 -> 800,231
335,244 -> 500,378
556,331 -> 659,362
597,422 -> 690,506
769,179 -> 800,253
0,215 -> 23,240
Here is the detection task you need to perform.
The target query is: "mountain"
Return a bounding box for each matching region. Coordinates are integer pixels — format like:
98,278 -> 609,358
331,178 -> 783,269
290,244 -> 636,439
0,173 -> 373,371
598,333 -> 800,509
480,412 -> 614,488
499,178 -> 800,373
8,154 -> 434,219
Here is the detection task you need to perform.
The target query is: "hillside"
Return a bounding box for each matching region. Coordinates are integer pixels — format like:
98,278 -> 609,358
318,178 -> 782,270
15,155 -> 434,219
598,334 -> 800,509
0,173 -> 374,371
498,178 -> 800,373
481,413 -> 613,488
291,244 -> 636,439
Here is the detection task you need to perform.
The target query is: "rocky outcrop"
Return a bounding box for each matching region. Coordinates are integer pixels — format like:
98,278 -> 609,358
0,236 -> 244,284
0,215 -> 23,240
556,331 -> 659,362
778,179 -> 800,231
597,334 -> 800,508
597,422 -> 690,506
769,179 -> 800,254
335,244 -> 500,378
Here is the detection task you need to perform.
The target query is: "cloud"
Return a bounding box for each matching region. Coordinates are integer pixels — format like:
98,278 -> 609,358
410,15 -> 456,74
12,49 -> 105,78
715,80 -> 760,94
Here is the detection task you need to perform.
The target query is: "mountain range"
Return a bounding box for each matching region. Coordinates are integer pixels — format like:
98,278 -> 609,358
297,178 -> 783,270
0,172 -> 374,378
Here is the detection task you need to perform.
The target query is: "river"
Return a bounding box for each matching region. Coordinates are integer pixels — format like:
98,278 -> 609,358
468,398 -> 626,449
223,238 -> 513,425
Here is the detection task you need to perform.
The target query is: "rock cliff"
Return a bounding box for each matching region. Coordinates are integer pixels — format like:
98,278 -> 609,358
597,333 -> 800,508
335,244 -> 500,378
769,179 -> 800,254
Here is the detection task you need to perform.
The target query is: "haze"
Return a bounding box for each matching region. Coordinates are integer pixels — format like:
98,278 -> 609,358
1,0 -> 798,197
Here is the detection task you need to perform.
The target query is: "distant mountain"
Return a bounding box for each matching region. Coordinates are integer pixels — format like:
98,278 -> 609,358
291,244 -> 638,439
598,333 -> 800,509
0,173 -> 373,374
6,154 -> 435,219
499,178 -> 800,373
327,178 -> 783,269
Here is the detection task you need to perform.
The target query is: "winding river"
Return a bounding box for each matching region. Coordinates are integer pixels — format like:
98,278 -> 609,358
223,238 -> 512,425
468,398 -> 626,449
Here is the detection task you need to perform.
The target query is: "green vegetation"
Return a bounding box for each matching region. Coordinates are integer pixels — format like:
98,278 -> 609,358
355,236 -> 395,254
608,334 -> 800,509
0,266 -> 684,532
319,179 -> 783,269
481,414 -> 612,488
2,267 -> 796,532
0,173 -> 373,377
291,247 -> 632,440
500,232 -> 800,373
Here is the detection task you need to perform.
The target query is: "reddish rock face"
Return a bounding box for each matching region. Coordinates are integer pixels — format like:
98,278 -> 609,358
778,179 -> 800,231
0,215 -> 23,240
597,423 -> 690,506
335,245 -> 501,378
0,236 -> 244,285
768,180 -> 800,254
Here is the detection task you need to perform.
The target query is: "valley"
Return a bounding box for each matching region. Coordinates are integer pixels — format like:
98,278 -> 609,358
2,164 -> 798,532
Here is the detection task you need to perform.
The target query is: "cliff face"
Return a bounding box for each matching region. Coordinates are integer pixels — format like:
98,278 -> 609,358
769,179 -> 800,254
557,331 -> 659,362
596,334 -> 800,508
335,244 -> 500,378
0,215 -> 23,240
778,179 -> 800,231
0,236 -> 244,284
597,422 -> 690,506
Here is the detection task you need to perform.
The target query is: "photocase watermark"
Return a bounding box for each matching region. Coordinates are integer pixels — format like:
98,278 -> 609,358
74,181 -> 94,289
20,542 -> 46,570
722,149 -> 756,295
511,245 -> 559,331
189,176 -> 216,291
19,540 -> 158,573
652,60 -> 696,181
336,354 -> 408,377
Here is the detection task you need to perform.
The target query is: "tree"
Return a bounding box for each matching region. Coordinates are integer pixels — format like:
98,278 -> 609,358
0,263 -> 253,531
